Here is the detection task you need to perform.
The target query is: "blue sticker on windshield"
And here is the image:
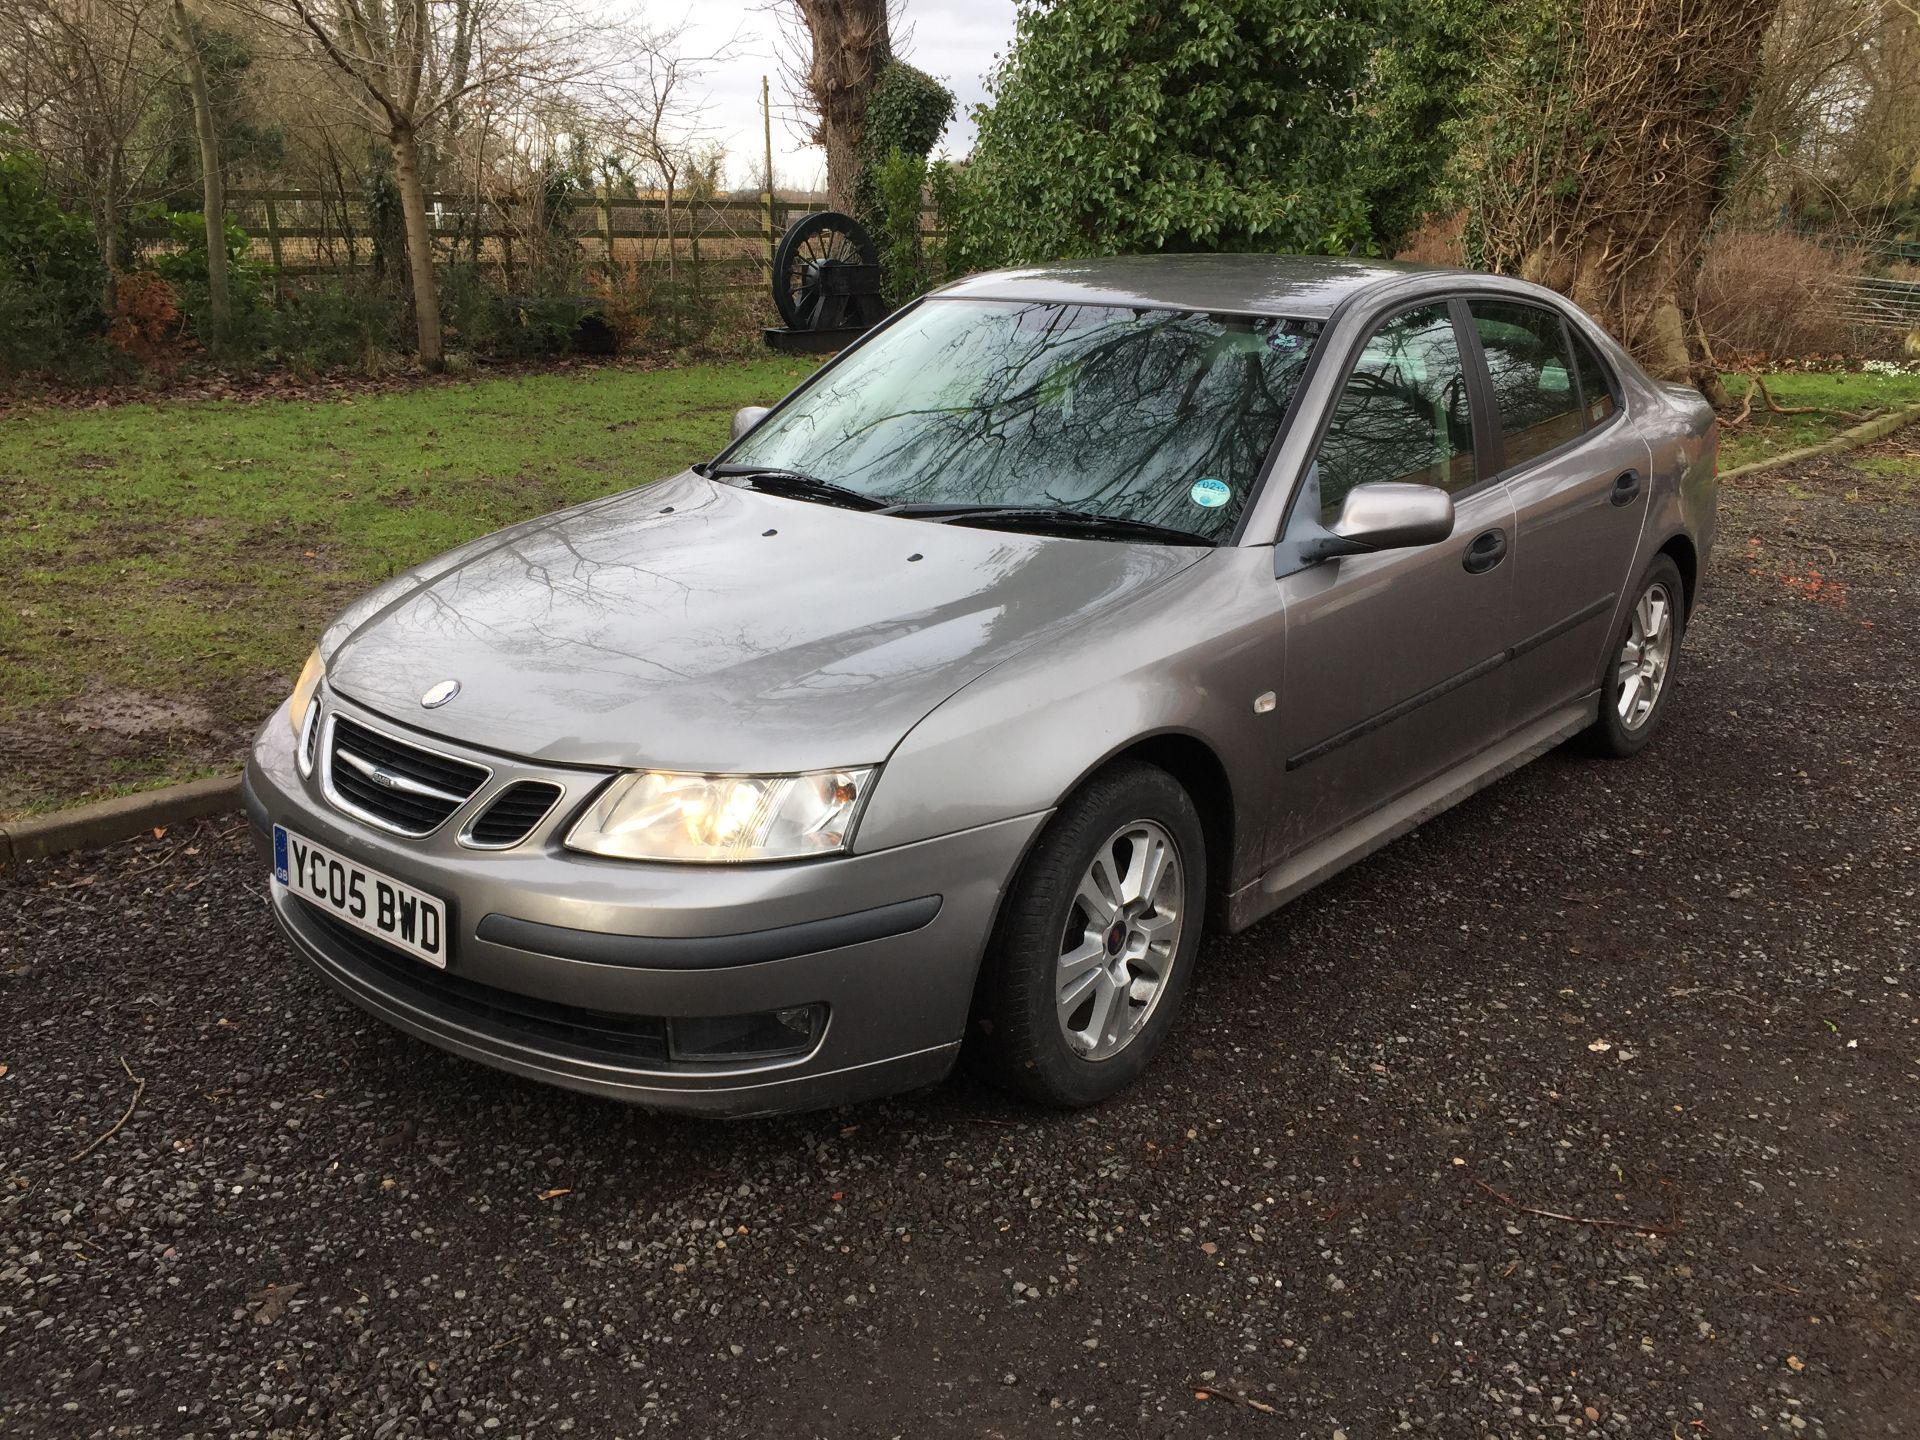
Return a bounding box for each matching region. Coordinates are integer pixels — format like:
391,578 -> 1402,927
1190,478 -> 1231,509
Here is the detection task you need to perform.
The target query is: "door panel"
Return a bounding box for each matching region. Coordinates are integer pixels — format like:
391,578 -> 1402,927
1466,304 -> 1652,719
1270,485 -> 1517,861
1503,423 -> 1653,717
1266,299 -> 1518,865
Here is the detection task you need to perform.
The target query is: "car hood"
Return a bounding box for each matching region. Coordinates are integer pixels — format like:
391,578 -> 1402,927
324,472 -> 1210,773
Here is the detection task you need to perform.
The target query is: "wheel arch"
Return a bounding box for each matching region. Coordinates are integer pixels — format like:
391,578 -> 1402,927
1062,730 -> 1239,928
1656,532 -> 1700,618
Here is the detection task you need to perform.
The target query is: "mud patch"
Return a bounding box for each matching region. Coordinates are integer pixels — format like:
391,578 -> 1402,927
1,685 -> 273,817
60,691 -> 216,739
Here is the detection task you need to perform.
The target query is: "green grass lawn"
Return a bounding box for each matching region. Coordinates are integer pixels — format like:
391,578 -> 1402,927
0,357 -> 817,816
1717,368 -> 1920,470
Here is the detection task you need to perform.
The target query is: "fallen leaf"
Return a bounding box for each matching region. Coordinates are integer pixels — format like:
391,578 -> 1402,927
151,826 -> 166,840
0,1064 -> 8,1079
1786,1354 -> 1805,1372
252,1281 -> 303,1325
538,1187 -> 571,1201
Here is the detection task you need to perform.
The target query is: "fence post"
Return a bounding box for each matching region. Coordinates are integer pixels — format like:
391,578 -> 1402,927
689,207 -> 704,302
761,73 -> 776,287
600,189 -> 615,275
263,194 -> 285,286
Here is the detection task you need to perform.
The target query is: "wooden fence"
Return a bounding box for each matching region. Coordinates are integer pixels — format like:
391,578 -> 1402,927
131,189 -> 936,295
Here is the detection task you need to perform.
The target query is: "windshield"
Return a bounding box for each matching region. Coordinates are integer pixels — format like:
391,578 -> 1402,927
723,298 -> 1322,542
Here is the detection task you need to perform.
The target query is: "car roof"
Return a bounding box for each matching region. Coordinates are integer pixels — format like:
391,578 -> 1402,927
932,253 -> 1467,320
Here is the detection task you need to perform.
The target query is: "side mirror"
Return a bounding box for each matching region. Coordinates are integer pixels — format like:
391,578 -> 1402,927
1306,482 -> 1455,560
730,405 -> 772,442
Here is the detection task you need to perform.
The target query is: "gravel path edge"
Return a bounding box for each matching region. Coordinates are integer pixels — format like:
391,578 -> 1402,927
0,774 -> 242,869
1718,396 -> 1920,481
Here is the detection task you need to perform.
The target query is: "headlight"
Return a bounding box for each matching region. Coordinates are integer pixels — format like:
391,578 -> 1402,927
287,649 -> 324,737
565,768 -> 875,863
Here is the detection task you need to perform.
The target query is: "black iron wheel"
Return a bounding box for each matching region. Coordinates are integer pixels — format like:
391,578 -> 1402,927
772,211 -> 880,330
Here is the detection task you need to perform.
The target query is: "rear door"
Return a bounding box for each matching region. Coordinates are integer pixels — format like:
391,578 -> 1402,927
1462,300 -> 1653,723
1268,298 -> 1517,862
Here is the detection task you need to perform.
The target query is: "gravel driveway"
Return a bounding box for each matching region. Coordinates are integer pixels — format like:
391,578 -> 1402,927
4,430 -> 1918,1439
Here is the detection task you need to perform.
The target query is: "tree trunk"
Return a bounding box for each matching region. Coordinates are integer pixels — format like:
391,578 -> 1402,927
390,126 -> 444,370
99,150 -> 123,316
792,0 -> 891,211
1479,0 -> 1782,403
663,176 -> 676,285
173,0 -> 229,345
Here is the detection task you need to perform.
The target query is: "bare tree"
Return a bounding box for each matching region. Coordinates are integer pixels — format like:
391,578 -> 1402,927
593,40 -> 724,284
0,0 -> 177,307
778,0 -> 891,211
234,0 -> 619,367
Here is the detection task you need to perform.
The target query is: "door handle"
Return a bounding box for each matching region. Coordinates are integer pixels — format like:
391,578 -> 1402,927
1610,469 -> 1643,506
1462,527 -> 1507,575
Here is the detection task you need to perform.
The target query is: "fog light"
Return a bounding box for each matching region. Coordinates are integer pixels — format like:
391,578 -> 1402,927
668,1004 -> 824,1063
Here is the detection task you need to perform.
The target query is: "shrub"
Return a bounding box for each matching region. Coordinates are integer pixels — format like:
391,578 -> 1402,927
273,274 -> 409,373
0,138 -> 107,376
951,0 -> 1387,271
869,150 -> 932,306
1696,230 -> 1867,361
106,273 -> 184,365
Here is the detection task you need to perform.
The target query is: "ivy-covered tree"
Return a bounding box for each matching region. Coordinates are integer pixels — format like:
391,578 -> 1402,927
946,0 -> 1399,271
1461,0 -> 1783,399
852,59 -> 951,220
854,58 -> 952,304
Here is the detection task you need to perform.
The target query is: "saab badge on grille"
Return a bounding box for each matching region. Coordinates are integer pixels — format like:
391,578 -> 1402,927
420,679 -> 461,709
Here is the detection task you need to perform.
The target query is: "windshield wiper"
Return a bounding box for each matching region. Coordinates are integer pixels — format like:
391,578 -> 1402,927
708,464 -> 888,513
894,504 -> 1216,547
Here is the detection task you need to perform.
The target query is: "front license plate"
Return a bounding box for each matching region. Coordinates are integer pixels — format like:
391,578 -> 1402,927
273,824 -> 448,968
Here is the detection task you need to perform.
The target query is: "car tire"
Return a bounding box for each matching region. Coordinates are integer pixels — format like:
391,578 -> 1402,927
1583,553 -> 1687,758
970,762 -> 1207,1109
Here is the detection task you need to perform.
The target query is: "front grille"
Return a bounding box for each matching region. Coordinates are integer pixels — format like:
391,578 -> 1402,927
465,782 -> 563,848
327,716 -> 489,836
300,903 -> 671,1064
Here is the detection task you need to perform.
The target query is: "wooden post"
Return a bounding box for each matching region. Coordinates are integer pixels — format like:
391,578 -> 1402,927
600,187 -> 616,275
689,205 -> 704,301
762,74 -> 776,285
263,193 -> 285,283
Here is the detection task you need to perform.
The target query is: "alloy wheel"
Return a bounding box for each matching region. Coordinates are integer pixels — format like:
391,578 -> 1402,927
1615,581 -> 1676,730
1055,820 -> 1185,1062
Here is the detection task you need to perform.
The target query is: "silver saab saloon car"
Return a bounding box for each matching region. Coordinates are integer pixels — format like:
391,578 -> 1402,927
245,255 -> 1718,1116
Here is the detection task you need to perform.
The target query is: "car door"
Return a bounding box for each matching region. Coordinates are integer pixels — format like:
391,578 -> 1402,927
1267,298 -> 1519,863
1462,300 -> 1653,723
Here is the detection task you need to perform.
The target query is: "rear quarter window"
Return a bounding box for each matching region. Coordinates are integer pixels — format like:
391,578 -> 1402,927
1568,326 -> 1619,426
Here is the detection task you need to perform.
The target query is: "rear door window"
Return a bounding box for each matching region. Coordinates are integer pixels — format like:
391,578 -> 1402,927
1312,302 -> 1477,525
1469,301 -> 1584,470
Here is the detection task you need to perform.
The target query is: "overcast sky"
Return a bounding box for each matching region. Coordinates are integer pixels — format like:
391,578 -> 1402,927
671,0 -> 1020,192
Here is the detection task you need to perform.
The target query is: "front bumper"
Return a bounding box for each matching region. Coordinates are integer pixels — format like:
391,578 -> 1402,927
246,689 -> 1046,1116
